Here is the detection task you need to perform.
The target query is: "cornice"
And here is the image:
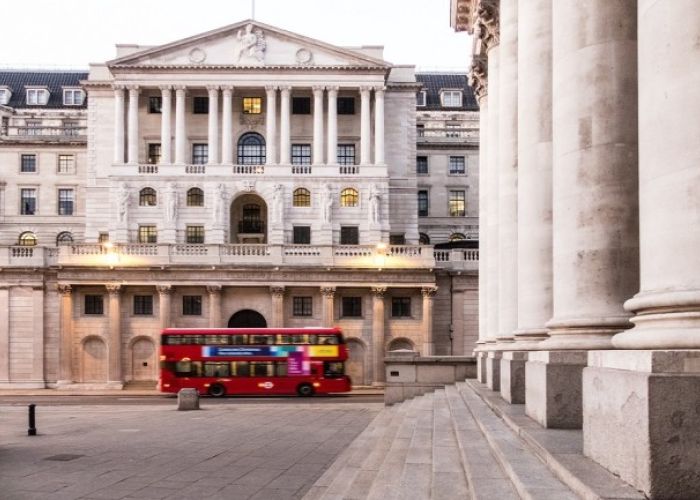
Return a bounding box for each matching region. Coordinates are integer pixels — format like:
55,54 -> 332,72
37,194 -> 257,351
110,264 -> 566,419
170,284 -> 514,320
108,64 -> 390,73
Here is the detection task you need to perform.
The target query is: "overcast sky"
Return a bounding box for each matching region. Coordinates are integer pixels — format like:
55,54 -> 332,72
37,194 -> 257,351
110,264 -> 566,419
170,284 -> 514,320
0,0 -> 471,70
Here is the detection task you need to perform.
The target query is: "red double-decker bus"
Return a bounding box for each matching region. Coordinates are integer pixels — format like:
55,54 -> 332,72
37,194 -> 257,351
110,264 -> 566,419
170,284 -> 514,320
159,327 -> 351,397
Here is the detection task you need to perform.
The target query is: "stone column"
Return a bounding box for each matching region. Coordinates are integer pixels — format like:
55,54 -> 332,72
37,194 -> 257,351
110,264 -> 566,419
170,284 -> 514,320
326,86 -> 338,165
270,286 -> 285,328
207,86 -> 219,164
174,86 -> 187,164
127,86 -> 140,164
157,285 -> 172,330
279,86 -> 291,164
31,285 -> 44,385
265,86 -> 277,165
113,85 -> 125,164
106,284 -> 123,388
312,86 -> 325,165
421,286 -> 437,355
160,86 -> 172,164
373,87 -> 385,165
57,284 -> 73,385
371,287 -> 386,384
207,285 -> 222,328
360,86 -> 371,165
0,286 -> 9,384
320,287 -> 336,327
221,86 -> 234,164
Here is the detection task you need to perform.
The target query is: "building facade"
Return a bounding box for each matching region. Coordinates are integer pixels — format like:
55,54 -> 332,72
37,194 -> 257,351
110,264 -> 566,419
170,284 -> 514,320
0,21 -> 479,389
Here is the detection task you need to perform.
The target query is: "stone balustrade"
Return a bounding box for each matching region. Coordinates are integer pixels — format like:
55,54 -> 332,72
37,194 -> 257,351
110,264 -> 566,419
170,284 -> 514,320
117,163 -> 386,178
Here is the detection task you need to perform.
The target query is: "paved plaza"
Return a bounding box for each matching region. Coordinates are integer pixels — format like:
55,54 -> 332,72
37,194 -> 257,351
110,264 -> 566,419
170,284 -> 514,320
0,399 -> 382,500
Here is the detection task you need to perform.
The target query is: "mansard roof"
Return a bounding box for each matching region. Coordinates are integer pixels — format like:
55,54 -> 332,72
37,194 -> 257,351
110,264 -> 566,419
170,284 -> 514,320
0,70 -> 88,109
416,73 -> 478,111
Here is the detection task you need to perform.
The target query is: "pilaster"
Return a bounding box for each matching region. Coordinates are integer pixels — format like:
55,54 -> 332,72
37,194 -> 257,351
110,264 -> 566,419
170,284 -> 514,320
320,286 -> 336,327
265,85 -> 277,165
421,286 -> 437,355
312,86 -> 325,165
106,284 -> 123,388
207,86 -> 220,164
371,286 -> 387,385
270,286 -> 285,328
57,284 -> 73,385
207,285 -> 222,328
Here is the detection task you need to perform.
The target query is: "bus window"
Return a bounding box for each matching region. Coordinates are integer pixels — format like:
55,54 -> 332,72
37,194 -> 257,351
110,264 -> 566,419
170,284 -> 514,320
308,335 -> 318,344
251,361 -> 274,377
324,361 -> 345,378
277,335 -> 291,344
275,362 -> 287,377
204,362 -> 230,377
318,335 -> 339,345
175,360 -> 202,377
208,335 -> 230,345
230,336 -> 247,345
250,335 -> 274,345
232,361 -> 250,377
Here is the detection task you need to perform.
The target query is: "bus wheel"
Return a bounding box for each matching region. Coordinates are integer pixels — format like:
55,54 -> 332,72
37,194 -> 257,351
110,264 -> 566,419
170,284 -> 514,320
209,383 -> 226,397
297,383 -> 315,397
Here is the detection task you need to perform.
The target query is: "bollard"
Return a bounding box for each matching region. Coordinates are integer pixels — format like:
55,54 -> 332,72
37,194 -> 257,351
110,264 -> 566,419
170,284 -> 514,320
177,388 -> 200,411
28,404 -> 37,436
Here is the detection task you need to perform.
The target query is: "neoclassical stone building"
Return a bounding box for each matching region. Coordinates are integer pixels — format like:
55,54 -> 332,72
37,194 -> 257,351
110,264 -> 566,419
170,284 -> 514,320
0,21 -> 478,389
453,0 -> 700,496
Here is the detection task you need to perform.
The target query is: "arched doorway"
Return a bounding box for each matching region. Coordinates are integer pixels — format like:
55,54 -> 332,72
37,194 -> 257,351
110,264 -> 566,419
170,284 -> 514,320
82,336 -> 107,383
230,193 -> 268,243
228,309 -> 267,328
346,338 -> 367,386
131,337 -> 156,381
387,337 -> 415,352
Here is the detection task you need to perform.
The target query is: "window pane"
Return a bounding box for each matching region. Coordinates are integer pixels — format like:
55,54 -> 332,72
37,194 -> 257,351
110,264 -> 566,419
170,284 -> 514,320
237,133 -> 266,164
449,191 -> 466,217
418,191 -> 428,217
193,96 -> 209,114
85,295 -> 104,315
185,225 -> 205,244
340,188 -> 358,207
392,297 -> 411,317
133,295 -> 153,315
342,297 -> 362,317
138,226 -> 158,243
337,144 -> 355,165
293,226 -> 311,244
58,189 -> 74,215
449,156 -> 465,174
187,188 -> 204,206
21,189 -> 36,215
416,156 -> 428,174
57,154 -> 74,174
337,97 -> 355,115
139,188 -> 157,206
148,144 -> 162,164
291,144 -> 311,165
21,154 -> 36,173
292,97 -> 311,114
242,97 -> 262,114
192,144 -> 208,164
340,226 -> 359,245
149,96 -> 162,113
293,296 -> 313,316
292,188 -> 311,207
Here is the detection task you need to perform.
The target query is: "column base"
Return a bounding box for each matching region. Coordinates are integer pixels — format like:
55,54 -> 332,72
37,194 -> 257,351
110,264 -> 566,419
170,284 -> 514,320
525,350 -> 587,428
486,351 -> 502,391
584,350 -> 700,498
500,351 -> 527,404
476,352 -> 487,383
511,328 -> 549,350
0,380 -> 46,389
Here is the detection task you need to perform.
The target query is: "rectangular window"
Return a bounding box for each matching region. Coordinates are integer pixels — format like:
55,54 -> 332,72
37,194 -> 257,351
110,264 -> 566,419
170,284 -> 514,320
57,154 -> 75,174
416,156 -> 428,174
63,89 -> 84,106
133,295 -> 153,315
293,297 -> 313,317
26,88 -> 49,105
418,190 -> 429,217
192,144 -> 208,164
0,89 -> 10,105
291,144 -> 311,165
449,156 -> 466,174
185,225 -> 205,244
149,96 -> 162,113
340,226 -> 359,245
390,233 -> 406,245
337,144 -> 356,166
337,97 -> 355,115
21,154 -> 37,173
416,124 -> 425,137
449,190 -> 466,217
84,295 -> 104,315
416,91 -> 427,107
148,144 -> 162,164
342,297 -> 362,317
442,90 -> 463,107
292,97 -> 311,114
20,188 -> 36,215
242,97 -> 262,114
138,225 -> 158,243
98,233 -> 109,244
392,297 -> 411,317
193,96 -> 209,114
58,189 -> 74,216
293,226 -> 311,245
182,295 -> 202,316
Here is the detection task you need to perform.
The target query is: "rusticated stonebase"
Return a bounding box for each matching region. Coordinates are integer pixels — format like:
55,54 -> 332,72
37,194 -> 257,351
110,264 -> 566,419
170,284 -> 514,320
477,351 -> 487,383
486,351 -> 502,391
500,351 -> 527,404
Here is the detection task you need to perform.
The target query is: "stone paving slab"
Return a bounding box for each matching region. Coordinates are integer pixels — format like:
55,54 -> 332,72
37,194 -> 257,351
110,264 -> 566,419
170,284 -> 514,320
0,402 -> 381,500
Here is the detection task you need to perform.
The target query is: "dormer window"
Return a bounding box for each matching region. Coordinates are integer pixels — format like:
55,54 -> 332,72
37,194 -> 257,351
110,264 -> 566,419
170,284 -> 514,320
63,88 -> 84,106
26,88 -> 49,105
416,91 -> 427,107
441,90 -> 462,107
0,88 -> 11,105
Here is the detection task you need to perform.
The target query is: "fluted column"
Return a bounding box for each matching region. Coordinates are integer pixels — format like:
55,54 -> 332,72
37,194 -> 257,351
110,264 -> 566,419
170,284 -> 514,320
374,87 -> 385,165
127,86 -> 140,164
221,86 -> 234,164
326,86 -> 338,165
279,86 -> 291,164
265,86 -> 277,165
312,86 -> 325,165
157,285 -> 172,330
31,285 -> 44,383
160,86 -> 172,164
0,286 -> 8,383
371,287 -> 387,384
270,286 -> 285,328
360,86 -> 371,165
57,284 -> 73,384
514,0 -> 552,348
174,86 -> 187,164
543,0 -> 638,350
113,86 -> 126,164
207,285 -> 222,328
106,284 -> 123,385
321,287 -> 336,327
207,86 -> 219,164
422,287 -> 438,355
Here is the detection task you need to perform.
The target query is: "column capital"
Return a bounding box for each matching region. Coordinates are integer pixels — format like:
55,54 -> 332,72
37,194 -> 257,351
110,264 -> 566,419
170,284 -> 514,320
320,286 -> 336,297
206,284 -> 222,294
125,84 -> 140,92
106,283 -> 122,295
112,84 -> 126,91
373,86 -> 386,95
173,85 -> 187,92
156,284 -> 173,295
158,85 -> 173,92
360,86 -> 373,95
371,286 -> 387,298
326,86 -> 339,94
264,85 -> 278,92
57,284 -> 72,295
221,85 -> 234,93
422,286 -> 438,298
469,55 -> 488,101
206,85 -> 220,92
312,85 -> 325,94
279,85 -> 292,93
270,286 -> 285,297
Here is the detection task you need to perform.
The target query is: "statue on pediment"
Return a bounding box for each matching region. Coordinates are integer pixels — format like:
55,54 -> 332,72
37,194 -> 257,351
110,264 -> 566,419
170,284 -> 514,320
236,24 -> 266,63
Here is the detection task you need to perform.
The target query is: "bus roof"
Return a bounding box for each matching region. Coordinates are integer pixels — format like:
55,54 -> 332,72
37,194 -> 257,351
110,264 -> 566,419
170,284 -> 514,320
161,327 -> 343,335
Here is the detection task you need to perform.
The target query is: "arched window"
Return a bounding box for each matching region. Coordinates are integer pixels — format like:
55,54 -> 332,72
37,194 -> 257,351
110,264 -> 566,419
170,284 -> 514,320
449,232 -> 466,242
293,188 -> 311,207
56,232 -> 73,246
237,133 -> 266,165
139,187 -> 157,206
419,233 -> 430,245
340,188 -> 359,207
239,203 -> 263,233
187,187 -> 204,207
19,231 -> 37,246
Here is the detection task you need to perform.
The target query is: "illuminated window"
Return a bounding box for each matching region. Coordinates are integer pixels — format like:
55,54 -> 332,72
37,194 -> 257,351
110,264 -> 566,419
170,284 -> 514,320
187,187 -> 204,206
18,231 -> 37,246
139,188 -> 157,206
237,133 -> 266,164
292,188 -> 311,207
137,225 -> 157,243
340,188 -> 358,207
148,144 -> 161,164
449,190 -> 466,217
242,97 -> 262,114
185,225 -> 205,244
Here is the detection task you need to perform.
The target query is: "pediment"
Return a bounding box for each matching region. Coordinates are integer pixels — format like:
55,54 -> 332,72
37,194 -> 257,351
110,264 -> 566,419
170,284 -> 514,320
108,20 -> 389,69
